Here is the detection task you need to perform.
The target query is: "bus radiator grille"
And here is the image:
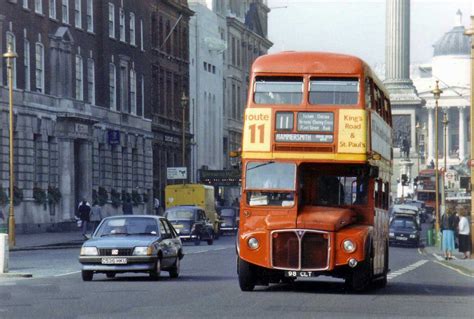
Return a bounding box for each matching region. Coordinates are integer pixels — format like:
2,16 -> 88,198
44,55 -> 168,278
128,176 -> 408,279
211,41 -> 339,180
272,232 -> 299,269
301,233 -> 328,269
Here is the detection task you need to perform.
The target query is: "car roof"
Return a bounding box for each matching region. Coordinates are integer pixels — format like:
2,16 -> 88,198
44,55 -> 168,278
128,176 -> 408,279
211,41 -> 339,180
103,215 -> 163,220
165,206 -> 200,211
393,204 -> 419,211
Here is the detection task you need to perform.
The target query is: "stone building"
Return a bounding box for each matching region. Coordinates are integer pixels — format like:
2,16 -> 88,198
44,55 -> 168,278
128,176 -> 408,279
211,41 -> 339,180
149,0 -> 193,203
0,0 -> 153,232
412,10 -> 471,169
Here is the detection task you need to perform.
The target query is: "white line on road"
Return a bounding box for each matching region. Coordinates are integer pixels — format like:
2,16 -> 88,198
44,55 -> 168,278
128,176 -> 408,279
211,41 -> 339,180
387,260 -> 428,280
55,271 -> 81,277
434,261 -> 474,278
432,253 -> 444,261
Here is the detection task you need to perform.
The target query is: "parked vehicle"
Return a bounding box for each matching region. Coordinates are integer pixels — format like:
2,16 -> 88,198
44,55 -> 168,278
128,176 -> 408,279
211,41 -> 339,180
165,184 -> 221,237
217,206 -> 239,235
390,204 -> 421,226
403,200 -> 427,223
165,206 -> 215,245
78,215 -> 183,281
389,215 -> 421,247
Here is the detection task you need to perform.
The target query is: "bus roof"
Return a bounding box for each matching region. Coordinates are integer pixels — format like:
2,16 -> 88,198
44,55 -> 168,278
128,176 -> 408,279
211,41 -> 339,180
251,51 -> 387,96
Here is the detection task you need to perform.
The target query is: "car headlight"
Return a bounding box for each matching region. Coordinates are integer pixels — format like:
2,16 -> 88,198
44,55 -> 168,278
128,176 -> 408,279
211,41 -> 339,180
409,234 -> 417,239
80,246 -> 98,256
342,240 -> 356,253
389,232 -> 395,237
247,237 -> 259,250
133,246 -> 153,256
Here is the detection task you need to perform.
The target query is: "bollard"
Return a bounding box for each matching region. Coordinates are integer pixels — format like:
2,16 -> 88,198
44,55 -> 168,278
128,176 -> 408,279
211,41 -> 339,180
0,233 -> 8,274
426,228 -> 434,246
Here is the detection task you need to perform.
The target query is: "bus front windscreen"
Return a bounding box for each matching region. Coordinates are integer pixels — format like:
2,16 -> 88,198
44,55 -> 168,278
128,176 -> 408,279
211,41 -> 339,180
245,162 -> 296,207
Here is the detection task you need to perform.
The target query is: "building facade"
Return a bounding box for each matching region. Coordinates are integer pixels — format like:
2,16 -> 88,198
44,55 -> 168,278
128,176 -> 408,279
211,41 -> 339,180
188,1 -> 225,182
1,0 -> 153,232
149,0 -> 193,203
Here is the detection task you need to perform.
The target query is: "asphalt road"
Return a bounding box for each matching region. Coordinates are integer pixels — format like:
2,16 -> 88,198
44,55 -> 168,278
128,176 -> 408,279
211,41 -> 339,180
1,235 -> 474,318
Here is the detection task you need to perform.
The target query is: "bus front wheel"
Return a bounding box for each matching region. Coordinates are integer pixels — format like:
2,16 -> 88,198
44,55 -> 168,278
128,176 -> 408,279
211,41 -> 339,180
238,257 -> 256,291
345,245 -> 373,292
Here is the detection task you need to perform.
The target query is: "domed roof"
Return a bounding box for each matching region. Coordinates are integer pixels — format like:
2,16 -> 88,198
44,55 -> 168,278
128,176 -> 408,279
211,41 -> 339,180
433,11 -> 470,57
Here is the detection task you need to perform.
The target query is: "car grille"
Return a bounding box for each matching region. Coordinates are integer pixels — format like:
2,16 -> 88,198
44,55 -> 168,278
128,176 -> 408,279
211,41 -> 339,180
271,230 -> 329,271
98,248 -> 134,256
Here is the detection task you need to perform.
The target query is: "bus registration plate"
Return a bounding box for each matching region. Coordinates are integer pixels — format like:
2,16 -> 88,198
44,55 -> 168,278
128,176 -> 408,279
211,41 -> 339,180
285,271 -> 314,278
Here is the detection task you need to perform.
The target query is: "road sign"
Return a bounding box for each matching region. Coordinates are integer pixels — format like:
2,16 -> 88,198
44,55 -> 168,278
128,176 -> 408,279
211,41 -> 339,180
167,167 -> 187,180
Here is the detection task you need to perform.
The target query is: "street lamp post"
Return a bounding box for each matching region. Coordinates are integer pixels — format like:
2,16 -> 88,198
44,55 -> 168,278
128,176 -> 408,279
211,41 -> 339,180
416,122 -> 421,174
180,92 -> 189,183
442,112 -> 449,215
3,44 -> 17,247
431,80 -> 442,238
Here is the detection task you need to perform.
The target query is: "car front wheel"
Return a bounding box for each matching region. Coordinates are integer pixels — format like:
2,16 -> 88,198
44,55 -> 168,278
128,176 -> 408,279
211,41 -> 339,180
150,257 -> 162,280
82,270 -> 93,281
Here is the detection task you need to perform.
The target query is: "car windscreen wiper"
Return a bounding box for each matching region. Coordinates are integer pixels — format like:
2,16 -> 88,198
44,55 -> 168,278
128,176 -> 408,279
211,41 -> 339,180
128,232 -> 157,236
247,161 -> 275,171
100,232 -> 130,237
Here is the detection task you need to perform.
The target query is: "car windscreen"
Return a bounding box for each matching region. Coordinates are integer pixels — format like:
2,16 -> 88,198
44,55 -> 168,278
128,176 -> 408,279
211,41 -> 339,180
390,218 -> 417,230
95,217 -> 159,237
165,210 -> 195,220
220,209 -> 235,217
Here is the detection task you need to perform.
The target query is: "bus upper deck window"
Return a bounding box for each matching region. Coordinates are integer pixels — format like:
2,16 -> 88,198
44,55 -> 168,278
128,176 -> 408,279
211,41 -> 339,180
309,78 -> 359,105
254,77 -> 303,105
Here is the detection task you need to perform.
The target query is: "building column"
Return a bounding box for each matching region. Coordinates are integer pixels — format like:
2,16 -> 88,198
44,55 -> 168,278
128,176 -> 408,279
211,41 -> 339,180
0,14 -> 4,86
459,106 -> 466,160
385,0 -> 411,82
428,107 -> 434,162
445,108 -> 450,163
58,138 -> 74,221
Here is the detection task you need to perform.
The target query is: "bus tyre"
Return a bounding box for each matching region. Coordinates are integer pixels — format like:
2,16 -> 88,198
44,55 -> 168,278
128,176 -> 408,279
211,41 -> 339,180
345,245 -> 373,292
238,257 -> 256,291
375,242 -> 389,289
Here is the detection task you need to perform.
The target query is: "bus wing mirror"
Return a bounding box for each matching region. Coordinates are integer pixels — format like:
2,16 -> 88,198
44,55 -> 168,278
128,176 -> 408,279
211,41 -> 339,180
369,166 -> 379,178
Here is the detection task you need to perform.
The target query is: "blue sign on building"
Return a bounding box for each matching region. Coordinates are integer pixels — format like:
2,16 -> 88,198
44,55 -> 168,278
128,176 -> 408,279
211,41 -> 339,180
108,130 -> 121,145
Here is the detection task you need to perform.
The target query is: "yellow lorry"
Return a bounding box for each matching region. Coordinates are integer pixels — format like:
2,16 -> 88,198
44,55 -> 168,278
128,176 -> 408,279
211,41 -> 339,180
165,184 -> 220,238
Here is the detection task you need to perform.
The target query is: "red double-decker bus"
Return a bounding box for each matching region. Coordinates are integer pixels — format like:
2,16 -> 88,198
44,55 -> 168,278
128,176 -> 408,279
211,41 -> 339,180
237,52 -> 393,291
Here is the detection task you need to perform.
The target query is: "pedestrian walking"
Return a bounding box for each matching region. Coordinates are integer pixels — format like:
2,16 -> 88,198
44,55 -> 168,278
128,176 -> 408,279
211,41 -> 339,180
457,206 -> 471,259
90,203 -> 103,232
154,197 -> 161,215
441,204 -> 457,260
77,199 -> 92,238
122,198 -> 134,215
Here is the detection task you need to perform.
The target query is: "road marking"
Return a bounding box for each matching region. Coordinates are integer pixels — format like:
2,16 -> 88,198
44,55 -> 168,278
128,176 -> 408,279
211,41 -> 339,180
186,246 -> 232,255
387,260 -> 428,280
434,261 -> 474,278
432,253 -> 444,261
417,248 -> 425,255
55,271 -> 81,277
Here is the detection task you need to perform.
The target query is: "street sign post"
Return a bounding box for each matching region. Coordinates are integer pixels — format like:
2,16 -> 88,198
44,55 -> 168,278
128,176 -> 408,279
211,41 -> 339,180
167,167 -> 187,180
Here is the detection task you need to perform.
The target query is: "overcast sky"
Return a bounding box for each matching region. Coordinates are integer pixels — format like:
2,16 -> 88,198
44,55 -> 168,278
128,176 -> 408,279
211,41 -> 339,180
267,0 -> 473,69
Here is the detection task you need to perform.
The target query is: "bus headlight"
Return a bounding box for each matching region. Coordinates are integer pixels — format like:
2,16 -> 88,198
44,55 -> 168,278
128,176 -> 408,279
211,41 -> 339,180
248,237 -> 259,250
343,240 -> 356,253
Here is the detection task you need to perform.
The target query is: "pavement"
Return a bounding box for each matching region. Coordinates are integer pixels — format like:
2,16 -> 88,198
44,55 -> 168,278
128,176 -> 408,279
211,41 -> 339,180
421,244 -> 474,277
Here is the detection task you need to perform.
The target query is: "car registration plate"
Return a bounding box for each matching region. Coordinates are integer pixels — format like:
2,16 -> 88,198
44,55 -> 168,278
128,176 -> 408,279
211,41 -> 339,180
396,236 -> 408,241
285,271 -> 314,278
101,257 -> 127,265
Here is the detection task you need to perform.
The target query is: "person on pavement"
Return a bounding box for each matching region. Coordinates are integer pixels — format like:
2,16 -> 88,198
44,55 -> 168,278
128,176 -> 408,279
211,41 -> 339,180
457,206 -> 471,259
77,199 -> 92,238
441,204 -> 457,260
122,198 -> 134,215
90,203 -> 103,232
